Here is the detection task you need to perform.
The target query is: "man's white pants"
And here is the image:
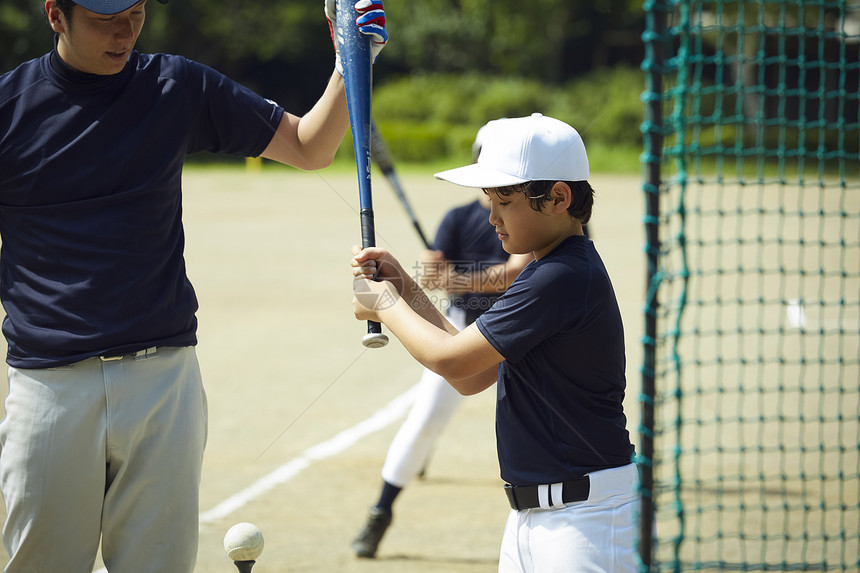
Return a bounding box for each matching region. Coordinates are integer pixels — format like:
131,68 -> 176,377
499,463 -> 639,573
0,347 -> 207,573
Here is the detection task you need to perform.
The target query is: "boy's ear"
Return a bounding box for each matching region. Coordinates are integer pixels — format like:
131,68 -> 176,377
549,182 -> 572,214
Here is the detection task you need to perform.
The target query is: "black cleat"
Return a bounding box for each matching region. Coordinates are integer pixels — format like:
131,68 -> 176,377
352,506 -> 393,558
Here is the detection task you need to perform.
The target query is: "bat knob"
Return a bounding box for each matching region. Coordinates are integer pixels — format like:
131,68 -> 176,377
362,333 -> 390,348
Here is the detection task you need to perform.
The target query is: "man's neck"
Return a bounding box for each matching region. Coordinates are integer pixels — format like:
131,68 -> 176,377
50,34 -> 118,84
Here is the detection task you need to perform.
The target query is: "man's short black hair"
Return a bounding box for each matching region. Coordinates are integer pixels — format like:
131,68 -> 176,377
54,0 -> 77,23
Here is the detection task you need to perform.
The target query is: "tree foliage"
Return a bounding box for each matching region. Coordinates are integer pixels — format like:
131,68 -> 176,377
377,0 -> 644,81
1,0 -> 52,66
2,0 -> 644,91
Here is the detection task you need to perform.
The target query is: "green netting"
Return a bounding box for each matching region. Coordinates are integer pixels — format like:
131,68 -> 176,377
639,1 -> 860,571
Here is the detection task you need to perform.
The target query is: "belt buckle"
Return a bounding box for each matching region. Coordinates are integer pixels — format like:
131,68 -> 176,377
503,483 -> 521,510
99,347 -> 157,362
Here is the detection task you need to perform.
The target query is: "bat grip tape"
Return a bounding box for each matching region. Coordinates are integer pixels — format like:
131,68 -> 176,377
360,208 -> 376,249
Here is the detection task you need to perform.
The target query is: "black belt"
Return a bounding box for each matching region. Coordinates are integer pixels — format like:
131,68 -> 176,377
504,477 -> 590,510
99,347 -> 158,362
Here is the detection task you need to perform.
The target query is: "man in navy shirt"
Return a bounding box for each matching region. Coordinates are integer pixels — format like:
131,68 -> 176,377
351,114 -> 637,572
0,0 -> 387,571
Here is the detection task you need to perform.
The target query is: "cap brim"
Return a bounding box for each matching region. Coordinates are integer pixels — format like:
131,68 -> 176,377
433,163 -> 528,189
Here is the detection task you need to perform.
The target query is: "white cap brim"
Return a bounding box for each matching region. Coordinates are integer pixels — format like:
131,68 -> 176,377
433,163 -> 528,188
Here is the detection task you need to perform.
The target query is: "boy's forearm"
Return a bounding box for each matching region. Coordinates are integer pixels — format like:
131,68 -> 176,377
399,274 -> 459,335
378,295 -> 457,369
375,289 -> 498,395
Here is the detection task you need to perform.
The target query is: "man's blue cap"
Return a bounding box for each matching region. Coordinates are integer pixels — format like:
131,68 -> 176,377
74,0 -> 168,15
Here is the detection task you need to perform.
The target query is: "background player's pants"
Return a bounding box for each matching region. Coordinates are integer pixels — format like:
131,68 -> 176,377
498,463 -> 639,573
0,346 -> 207,573
381,308 -> 468,487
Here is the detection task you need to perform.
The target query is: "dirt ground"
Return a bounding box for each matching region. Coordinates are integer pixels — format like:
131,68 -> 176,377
0,167 -> 645,572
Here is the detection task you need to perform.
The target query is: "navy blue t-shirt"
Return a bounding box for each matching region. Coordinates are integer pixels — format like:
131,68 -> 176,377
476,235 -> 634,485
0,50 -> 284,367
433,199 -> 508,319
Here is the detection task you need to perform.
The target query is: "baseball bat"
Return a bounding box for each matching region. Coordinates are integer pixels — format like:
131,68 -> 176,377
370,119 -> 433,250
337,0 -> 389,349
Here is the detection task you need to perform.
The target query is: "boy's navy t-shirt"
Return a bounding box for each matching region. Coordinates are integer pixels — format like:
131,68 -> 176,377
0,50 -> 284,367
433,199 -> 509,318
476,234 -> 634,486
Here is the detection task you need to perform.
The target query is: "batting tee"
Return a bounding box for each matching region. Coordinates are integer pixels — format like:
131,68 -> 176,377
639,1 -> 859,571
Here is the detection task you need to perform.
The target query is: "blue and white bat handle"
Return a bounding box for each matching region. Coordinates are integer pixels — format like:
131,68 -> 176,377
337,0 -> 389,349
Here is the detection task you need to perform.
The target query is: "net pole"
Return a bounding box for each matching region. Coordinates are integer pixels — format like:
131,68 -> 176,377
640,0 -> 668,570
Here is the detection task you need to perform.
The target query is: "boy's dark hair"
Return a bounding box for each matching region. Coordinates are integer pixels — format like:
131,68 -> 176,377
489,180 -> 594,224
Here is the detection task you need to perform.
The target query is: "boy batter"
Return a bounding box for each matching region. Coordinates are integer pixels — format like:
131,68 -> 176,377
351,114 -> 638,572
352,191 -> 532,558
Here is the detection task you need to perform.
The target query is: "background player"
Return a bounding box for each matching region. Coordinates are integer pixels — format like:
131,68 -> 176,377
350,114 -> 638,572
0,0 -> 386,571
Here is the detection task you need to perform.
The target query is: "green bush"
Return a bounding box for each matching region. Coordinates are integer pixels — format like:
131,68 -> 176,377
362,67 -> 648,163
372,122 -> 448,162
547,66 -> 645,148
373,73 -> 553,127
466,77 -> 552,125
373,75 -> 483,123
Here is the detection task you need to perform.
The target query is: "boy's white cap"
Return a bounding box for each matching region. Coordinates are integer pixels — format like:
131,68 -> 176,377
470,121 -> 494,161
435,113 -> 589,188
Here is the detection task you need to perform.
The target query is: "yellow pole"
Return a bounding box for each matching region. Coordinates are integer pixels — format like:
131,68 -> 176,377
245,156 -> 263,173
